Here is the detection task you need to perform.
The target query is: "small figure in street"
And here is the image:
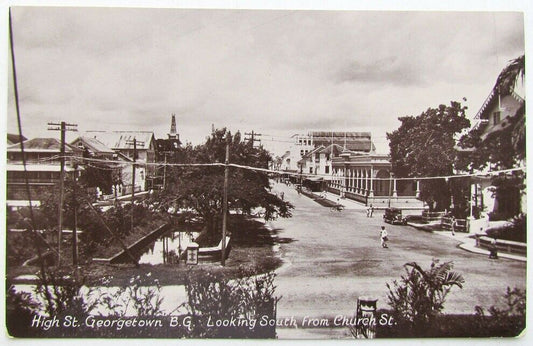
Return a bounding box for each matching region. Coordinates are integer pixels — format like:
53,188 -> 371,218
451,216 -> 456,236
280,192 -> 284,201
366,206 -> 371,217
489,238 -> 498,259
380,226 -> 389,248
370,204 -> 374,218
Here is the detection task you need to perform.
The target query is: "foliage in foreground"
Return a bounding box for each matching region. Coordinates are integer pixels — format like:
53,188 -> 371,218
6,266 -> 278,338
386,259 -> 465,336
378,286 -> 525,338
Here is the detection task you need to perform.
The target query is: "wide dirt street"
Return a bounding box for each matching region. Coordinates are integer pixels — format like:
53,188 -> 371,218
269,183 -> 526,337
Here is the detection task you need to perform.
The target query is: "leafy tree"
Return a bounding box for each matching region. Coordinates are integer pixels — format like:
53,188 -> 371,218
154,128 -> 293,244
387,101 -> 470,210
386,260 -> 464,336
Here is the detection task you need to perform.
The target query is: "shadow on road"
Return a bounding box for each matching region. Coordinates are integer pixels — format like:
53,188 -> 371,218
230,215 -> 296,247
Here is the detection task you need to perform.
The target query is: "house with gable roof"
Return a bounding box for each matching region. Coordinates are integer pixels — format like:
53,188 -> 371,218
83,130 -> 157,192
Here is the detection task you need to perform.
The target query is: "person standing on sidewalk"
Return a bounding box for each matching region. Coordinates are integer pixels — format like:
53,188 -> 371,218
451,216 -> 456,236
380,226 -> 389,248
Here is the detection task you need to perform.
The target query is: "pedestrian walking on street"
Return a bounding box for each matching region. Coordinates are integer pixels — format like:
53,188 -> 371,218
280,192 -> 284,201
370,204 -> 374,218
380,226 -> 389,248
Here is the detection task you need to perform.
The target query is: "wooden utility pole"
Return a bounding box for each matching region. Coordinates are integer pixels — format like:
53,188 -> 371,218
245,131 -> 262,147
162,154 -> 167,190
125,137 -> 144,235
131,138 -> 136,234
48,121 -> 77,266
72,164 -> 79,267
221,142 -> 229,266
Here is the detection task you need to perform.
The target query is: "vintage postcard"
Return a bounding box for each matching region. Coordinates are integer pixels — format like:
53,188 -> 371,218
4,1 -> 528,341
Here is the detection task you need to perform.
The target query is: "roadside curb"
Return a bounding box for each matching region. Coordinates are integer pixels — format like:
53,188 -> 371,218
407,222 -> 527,262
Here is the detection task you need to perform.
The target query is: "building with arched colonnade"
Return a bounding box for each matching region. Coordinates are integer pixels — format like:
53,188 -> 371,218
329,150 -> 424,209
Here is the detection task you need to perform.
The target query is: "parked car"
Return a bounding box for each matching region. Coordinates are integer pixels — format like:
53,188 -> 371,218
383,207 -> 407,225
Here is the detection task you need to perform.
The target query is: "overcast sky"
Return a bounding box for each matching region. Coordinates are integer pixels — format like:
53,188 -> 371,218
6,6 -> 525,155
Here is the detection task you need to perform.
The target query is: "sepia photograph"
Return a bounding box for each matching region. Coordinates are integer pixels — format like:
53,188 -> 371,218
4,1 -> 528,340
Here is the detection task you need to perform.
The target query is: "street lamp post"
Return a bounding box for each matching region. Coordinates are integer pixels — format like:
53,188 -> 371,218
388,172 -> 394,208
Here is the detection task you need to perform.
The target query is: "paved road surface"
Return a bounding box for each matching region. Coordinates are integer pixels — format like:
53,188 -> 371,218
269,183 -> 526,338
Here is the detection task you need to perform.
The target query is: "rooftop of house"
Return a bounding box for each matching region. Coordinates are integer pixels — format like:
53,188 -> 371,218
7,133 -> 26,145
84,131 -> 155,150
475,75 -> 525,121
7,138 -> 80,152
71,136 -> 115,154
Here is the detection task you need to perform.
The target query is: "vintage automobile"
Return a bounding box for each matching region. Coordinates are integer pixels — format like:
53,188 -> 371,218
383,207 -> 407,225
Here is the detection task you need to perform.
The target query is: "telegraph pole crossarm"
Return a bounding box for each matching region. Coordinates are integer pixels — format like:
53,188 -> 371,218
244,131 -> 262,148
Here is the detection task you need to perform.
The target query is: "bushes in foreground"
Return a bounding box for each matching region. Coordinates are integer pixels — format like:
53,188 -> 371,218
380,259 -> 524,338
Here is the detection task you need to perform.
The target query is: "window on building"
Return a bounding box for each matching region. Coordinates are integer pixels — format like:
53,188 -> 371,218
325,166 -> 330,174
300,150 -> 304,156
492,112 -> 500,124
309,167 -> 313,174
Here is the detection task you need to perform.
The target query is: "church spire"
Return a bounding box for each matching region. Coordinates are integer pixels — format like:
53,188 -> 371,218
168,113 -> 177,139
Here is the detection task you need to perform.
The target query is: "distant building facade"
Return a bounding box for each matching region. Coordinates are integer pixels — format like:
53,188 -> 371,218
6,138 -> 82,206
70,136 -> 135,197
281,131 -> 375,172
329,150 -> 422,208
84,131 -> 157,192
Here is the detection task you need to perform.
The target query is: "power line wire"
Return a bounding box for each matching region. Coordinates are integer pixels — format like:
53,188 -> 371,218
57,154 -> 526,182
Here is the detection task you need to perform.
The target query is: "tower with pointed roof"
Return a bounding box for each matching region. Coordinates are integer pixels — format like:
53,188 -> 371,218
168,113 -> 178,140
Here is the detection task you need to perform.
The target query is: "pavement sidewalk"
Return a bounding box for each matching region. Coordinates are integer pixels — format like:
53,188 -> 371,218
408,221 -> 526,262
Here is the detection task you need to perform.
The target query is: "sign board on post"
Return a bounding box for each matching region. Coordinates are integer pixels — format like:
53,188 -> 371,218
186,242 -> 199,265
355,297 -> 378,339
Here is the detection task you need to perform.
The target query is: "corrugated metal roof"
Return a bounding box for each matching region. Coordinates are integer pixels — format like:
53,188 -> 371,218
84,131 -> 154,150
72,136 -> 115,154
